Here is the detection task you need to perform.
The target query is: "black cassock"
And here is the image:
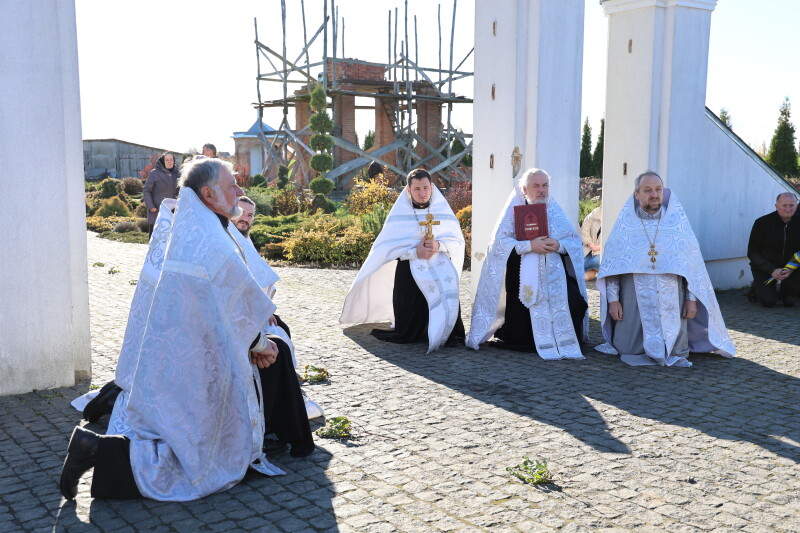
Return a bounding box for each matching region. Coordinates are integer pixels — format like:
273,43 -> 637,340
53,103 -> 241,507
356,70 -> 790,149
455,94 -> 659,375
371,259 -> 465,345
492,250 -> 587,351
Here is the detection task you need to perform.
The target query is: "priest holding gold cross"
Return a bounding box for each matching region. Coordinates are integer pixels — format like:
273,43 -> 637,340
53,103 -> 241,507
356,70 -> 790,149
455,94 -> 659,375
596,171 -> 735,367
340,168 -> 466,352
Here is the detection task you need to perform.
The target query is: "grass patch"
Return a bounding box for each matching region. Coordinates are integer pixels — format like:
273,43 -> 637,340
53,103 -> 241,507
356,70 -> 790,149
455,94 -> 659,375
98,231 -> 149,244
507,457 -> 555,485
315,416 -> 352,439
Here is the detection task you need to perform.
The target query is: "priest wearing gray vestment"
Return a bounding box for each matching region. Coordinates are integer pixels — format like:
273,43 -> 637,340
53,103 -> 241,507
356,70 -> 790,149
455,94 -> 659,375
595,171 -> 735,367
340,168 -> 466,353
467,168 -> 588,360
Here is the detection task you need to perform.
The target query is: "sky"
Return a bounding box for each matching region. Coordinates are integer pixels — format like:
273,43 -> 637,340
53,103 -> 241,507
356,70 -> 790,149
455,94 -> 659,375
75,0 -> 800,156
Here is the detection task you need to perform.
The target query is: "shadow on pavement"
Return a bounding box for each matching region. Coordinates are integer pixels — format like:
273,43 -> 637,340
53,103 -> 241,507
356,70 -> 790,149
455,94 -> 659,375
344,322 -> 800,464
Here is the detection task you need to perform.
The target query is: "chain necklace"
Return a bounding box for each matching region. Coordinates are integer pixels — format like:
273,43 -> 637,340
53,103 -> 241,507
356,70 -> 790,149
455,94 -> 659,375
640,216 -> 661,269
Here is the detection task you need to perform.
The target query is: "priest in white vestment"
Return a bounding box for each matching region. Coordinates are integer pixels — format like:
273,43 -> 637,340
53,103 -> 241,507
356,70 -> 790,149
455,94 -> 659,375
595,171 -> 736,367
467,169 -> 588,360
60,159 -> 290,502
340,168 -> 466,353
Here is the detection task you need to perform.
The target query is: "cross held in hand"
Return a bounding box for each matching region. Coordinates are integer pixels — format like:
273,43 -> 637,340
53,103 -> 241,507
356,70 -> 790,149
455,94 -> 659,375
419,213 -> 440,240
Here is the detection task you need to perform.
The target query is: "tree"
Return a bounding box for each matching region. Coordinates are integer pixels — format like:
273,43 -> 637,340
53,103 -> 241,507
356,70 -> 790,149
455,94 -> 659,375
592,118 -> 605,179
719,108 -> 732,129
363,129 -> 375,151
767,98 -> 800,178
579,117 -> 593,178
308,84 -> 335,180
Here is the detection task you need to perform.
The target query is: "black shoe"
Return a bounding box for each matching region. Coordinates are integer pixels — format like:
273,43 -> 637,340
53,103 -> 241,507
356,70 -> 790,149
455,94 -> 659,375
263,439 -> 288,457
289,441 -> 315,458
60,426 -> 100,500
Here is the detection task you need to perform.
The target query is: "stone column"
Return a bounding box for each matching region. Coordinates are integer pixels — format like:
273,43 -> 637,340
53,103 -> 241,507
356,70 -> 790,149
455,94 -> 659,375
472,0 -> 585,294
0,0 -> 91,395
600,0 -> 717,245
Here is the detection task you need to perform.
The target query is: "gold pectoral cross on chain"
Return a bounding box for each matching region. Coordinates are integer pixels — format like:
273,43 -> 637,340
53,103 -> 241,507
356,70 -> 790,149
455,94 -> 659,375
648,244 -> 658,269
419,213 -> 440,240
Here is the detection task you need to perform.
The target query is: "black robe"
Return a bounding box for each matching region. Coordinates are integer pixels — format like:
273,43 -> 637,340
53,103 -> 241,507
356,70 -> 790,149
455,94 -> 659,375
492,250 -> 587,351
371,259 -> 465,345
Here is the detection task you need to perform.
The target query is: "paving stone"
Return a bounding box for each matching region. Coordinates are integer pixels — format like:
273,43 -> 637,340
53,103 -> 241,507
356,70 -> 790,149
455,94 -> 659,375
0,232 -> 798,531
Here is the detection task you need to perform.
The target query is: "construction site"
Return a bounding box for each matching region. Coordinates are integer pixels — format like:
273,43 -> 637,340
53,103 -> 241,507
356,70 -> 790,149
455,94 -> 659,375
242,0 -> 473,190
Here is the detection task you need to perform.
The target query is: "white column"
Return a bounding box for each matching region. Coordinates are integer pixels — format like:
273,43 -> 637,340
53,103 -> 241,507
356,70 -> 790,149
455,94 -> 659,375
0,0 -> 91,395
600,0 -> 717,241
472,0 -> 585,294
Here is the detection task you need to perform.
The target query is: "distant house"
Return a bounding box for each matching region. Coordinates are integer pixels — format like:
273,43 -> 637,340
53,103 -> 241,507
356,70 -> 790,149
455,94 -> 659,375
83,138 -> 187,180
232,120 -> 283,179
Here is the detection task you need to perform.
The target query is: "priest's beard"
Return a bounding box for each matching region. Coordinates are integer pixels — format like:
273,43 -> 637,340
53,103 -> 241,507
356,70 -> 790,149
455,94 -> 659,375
210,187 -> 243,219
236,223 -> 251,238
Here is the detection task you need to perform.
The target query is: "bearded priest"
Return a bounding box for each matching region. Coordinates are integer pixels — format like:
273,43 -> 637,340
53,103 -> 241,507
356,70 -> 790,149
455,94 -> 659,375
595,171 -> 735,367
340,168 -> 465,353
467,168 -> 588,359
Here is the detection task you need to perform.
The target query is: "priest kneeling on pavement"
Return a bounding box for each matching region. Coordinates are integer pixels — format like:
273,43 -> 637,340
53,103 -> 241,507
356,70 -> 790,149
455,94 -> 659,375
60,158 -> 312,502
340,168 -> 466,353
467,168 -> 588,359
595,171 -> 735,367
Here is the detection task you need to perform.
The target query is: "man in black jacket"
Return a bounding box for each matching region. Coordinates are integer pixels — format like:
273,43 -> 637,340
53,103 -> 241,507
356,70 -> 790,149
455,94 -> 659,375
747,192 -> 800,307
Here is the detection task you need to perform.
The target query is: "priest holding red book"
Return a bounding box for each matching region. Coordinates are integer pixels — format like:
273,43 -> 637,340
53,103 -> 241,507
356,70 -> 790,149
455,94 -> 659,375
467,168 -> 588,359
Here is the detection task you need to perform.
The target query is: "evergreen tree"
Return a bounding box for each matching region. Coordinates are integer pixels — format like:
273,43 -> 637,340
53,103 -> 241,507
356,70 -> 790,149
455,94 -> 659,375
767,98 -> 800,178
719,108 -> 732,129
592,118 -> 605,179
363,129 -> 375,151
579,117 -> 593,178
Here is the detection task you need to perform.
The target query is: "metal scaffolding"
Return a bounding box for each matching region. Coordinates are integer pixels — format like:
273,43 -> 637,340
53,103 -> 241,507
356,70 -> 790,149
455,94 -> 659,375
251,0 -> 473,189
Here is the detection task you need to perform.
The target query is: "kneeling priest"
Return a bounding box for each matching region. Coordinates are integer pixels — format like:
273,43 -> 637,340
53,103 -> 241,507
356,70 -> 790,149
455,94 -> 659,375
340,168 -> 465,353
595,171 -> 735,366
467,168 -> 588,359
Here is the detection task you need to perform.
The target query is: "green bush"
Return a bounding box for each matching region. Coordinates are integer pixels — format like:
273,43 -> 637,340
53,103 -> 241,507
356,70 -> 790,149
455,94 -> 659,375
360,204 -> 389,236
99,178 -> 122,199
309,111 -> 333,132
249,213 -> 308,250
579,198 -> 601,226
85,181 -> 100,192
277,166 -> 289,189
283,214 -> 375,265
86,216 -> 136,232
345,174 -> 399,215
98,231 -> 149,244
95,196 -> 133,217
309,133 -> 335,152
252,174 -> 266,187
134,202 -> 148,218
309,177 -> 335,195
261,243 -> 287,260
310,153 -> 334,174
121,177 -> 144,195
244,187 -> 275,216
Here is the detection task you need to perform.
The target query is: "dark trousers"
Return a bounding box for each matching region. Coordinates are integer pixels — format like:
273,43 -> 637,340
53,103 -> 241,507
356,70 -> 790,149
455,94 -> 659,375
752,267 -> 800,307
371,259 -> 465,344
91,435 -> 141,499
258,335 -> 314,457
494,251 -> 587,351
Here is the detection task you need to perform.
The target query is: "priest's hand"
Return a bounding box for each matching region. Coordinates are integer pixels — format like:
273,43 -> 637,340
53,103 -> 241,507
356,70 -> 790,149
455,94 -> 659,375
268,314 -> 278,326
772,268 -> 791,281
681,300 -> 697,320
609,301 -> 623,321
251,340 -> 279,368
530,237 -> 559,254
417,238 -> 439,260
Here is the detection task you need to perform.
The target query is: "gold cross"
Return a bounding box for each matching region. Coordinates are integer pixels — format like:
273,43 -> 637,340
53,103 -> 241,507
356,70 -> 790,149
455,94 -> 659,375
648,245 -> 658,268
419,213 -> 440,240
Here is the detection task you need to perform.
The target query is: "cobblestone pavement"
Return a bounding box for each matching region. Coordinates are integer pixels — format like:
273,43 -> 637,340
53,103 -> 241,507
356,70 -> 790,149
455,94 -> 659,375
1,232 -> 799,532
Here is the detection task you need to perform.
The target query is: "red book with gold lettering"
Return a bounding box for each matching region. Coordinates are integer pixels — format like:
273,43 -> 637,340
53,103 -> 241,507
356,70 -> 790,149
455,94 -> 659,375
514,203 -> 548,241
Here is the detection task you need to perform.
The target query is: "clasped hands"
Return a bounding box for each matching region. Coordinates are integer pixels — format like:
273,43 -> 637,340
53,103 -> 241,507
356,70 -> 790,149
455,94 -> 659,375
250,338 -> 279,369
608,299 -> 697,321
416,237 -> 440,260
772,268 -> 793,281
530,236 -> 560,254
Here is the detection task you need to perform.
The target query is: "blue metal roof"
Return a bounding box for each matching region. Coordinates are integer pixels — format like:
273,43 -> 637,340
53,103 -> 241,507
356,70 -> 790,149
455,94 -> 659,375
231,119 -> 282,139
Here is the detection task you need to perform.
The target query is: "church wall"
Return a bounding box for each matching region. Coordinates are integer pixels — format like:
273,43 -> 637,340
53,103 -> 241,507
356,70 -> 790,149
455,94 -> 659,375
0,0 -> 91,395
471,0 -> 585,296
